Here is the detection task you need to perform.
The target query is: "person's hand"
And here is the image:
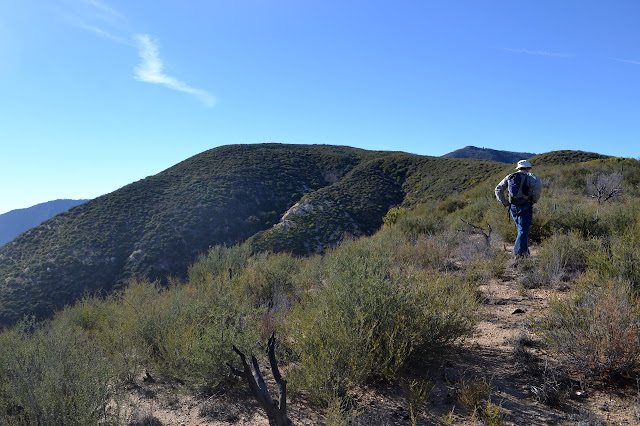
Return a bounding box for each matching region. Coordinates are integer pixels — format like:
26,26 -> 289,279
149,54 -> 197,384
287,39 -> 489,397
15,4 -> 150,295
503,202 -> 510,207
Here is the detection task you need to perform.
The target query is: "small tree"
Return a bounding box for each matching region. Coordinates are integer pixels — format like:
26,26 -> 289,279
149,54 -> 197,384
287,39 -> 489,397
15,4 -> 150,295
588,171 -> 622,203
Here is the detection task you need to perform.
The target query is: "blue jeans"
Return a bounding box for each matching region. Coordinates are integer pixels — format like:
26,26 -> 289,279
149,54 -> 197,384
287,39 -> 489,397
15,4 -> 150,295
510,202 -> 533,256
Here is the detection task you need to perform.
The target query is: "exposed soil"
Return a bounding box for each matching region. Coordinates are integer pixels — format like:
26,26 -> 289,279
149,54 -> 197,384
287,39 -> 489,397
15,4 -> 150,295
122,249 -> 640,425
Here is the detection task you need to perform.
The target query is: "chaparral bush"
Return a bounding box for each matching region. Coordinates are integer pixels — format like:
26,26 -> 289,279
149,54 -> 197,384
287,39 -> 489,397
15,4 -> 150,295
529,231 -> 601,288
534,280 -> 640,379
285,228 -> 479,403
0,318 -> 117,425
587,225 -> 640,289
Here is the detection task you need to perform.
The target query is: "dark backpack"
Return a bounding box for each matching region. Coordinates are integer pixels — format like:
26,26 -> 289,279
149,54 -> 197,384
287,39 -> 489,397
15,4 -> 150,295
507,172 -> 529,203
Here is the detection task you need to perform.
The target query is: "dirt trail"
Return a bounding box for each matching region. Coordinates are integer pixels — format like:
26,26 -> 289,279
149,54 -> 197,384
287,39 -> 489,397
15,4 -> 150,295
423,259 -> 640,425
430,265 -> 565,425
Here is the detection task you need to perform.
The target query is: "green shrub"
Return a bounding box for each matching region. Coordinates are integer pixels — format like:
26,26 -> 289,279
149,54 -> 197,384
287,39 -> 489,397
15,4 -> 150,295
548,199 -> 607,238
0,318 -> 117,425
147,282 -> 259,392
587,226 -> 640,288
188,243 -> 252,287
528,202 -> 555,243
402,378 -> 432,426
600,202 -> 640,236
285,236 -> 478,403
483,202 -> 516,243
382,206 -> 408,226
83,278 -> 260,393
63,293 -> 145,383
438,198 -> 468,214
529,231 -> 601,288
230,252 -> 301,308
395,210 -> 442,238
454,195 -> 494,228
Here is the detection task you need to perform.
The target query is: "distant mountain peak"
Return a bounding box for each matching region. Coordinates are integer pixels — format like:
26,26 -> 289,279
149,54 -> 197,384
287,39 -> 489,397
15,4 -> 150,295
442,146 -> 536,164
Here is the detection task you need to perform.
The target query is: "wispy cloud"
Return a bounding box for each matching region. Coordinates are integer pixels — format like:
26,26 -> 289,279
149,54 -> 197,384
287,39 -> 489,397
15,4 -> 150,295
78,0 -> 125,23
133,34 -> 216,107
500,48 -> 574,58
64,0 -> 216,107
71,19 -> 128,44
610,57 -> 640,66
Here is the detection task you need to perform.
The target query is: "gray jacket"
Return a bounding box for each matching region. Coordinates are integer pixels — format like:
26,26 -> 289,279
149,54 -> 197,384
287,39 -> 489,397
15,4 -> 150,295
495,171 -> 542,205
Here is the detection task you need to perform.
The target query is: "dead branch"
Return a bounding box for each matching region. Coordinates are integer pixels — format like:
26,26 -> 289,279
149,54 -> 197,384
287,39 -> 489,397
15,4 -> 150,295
459,219 -> 492,246
228,333 -> 293,426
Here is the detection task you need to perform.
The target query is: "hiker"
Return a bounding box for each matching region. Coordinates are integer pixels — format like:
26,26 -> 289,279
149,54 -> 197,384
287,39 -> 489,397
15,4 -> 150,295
495,159 -> 542,257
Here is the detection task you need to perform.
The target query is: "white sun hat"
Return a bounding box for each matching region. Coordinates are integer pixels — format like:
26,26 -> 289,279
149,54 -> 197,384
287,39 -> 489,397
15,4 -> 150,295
516,159 -> 532,169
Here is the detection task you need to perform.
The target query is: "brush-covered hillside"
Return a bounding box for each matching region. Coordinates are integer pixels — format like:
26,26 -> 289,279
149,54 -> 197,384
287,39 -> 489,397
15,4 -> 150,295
2,149 -> 639,425
0,199 -> 89,247
0,144 -> 506,326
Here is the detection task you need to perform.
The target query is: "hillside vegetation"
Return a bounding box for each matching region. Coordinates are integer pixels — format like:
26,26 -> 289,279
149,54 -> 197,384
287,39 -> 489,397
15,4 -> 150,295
0,144 -> 505,326
1,148 -> 639,424
0,199 -> 88,247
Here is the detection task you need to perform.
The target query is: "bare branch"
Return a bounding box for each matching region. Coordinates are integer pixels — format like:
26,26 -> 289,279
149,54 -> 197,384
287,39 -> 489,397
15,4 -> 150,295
459,219 -> 492,246
230,334 -> 293,426
268,332 -> 287,412
226,362 -> 244,377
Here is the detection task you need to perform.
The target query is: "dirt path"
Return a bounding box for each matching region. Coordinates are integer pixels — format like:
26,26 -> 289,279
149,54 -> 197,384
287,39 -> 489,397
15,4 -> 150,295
429,266 -> 566,425
423,260 -> 640,425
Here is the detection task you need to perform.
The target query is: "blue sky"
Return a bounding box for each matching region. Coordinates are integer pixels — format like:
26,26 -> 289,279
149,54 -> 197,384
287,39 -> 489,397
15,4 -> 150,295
1,0 -> 639,214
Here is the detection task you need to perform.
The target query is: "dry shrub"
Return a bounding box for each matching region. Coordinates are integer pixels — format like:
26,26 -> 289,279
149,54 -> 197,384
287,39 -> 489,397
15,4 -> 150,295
529,365 -> 570,408
512,332 -> 542,376
456,375 -> 505,424
534,280 -> 640,380
128,415 -> 163,426
512,335 -> 571,408
587,171 -> 623,203
519,231 -> 598,289
456,376 -> 493,412
393,234 -> 455,271
452,230 -> 508,283
465,252 -> 509,284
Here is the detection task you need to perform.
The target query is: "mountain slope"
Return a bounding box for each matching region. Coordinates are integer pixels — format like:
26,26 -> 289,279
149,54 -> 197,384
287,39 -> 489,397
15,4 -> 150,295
251,153 -> 505,253
442,146 -> 536,163
0,144 -> 506,325
529,149 -> 610,165
0,199 -> 88,247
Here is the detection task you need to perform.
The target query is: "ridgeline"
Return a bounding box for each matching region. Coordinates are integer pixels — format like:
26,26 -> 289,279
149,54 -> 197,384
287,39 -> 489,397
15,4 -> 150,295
0,144 -> 605,326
